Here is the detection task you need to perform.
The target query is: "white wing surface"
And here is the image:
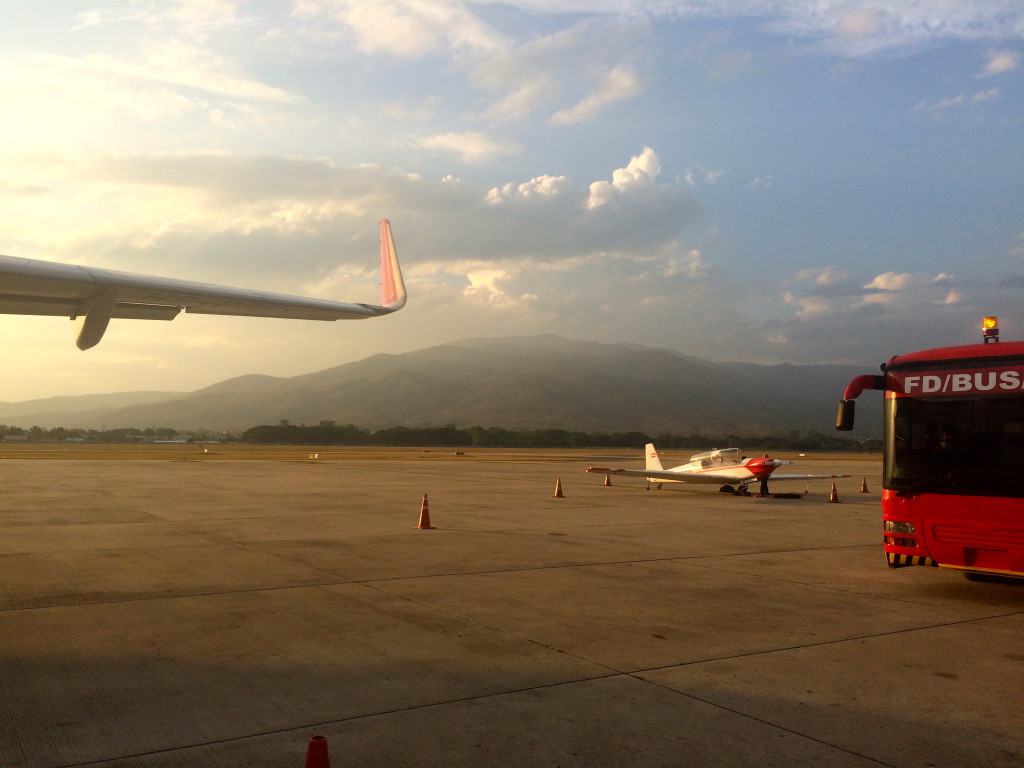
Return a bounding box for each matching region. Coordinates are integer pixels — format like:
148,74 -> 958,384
764,473 -> 849,481
585,467 -> 744,484
0,219 -> 406,349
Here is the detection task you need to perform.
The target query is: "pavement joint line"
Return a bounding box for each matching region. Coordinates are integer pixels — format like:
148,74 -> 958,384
629,608 -> 1024,679
55,673 -> 625,767
54,656 -> 913,768
626,672 -> 900,768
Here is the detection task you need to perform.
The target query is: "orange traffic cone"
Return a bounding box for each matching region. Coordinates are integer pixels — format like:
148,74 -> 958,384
829,481 -> 840,503
860,477 -> 869,493
553,477 -> 564,498
305,735 -> 330,768
603,475 -> 612,487
415,493 -> 435,529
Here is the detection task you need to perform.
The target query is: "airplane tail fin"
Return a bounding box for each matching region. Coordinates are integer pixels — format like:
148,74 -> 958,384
645,443 -> 664,472
378,219 -> 407,312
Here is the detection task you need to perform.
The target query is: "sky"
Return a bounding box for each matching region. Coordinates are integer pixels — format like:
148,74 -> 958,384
0,0 -> 1021,402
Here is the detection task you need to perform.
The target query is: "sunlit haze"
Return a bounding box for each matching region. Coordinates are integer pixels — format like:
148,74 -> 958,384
1,1 -> 1021,401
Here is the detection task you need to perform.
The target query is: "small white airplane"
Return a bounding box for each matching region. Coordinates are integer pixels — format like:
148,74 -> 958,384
0,219 -> 406,350
586,443 -> 849,496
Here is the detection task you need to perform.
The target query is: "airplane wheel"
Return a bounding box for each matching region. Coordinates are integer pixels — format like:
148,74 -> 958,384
718,485 -> 735,494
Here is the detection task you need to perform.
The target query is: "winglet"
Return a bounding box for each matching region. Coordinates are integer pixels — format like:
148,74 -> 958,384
379,219 -> 407,312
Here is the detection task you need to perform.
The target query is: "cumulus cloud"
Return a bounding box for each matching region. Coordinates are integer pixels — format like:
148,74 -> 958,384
486,175 -> 573,203
587,146 -> 660,209
860,272 -> 960,306
864,271 -> 916,292
1,146 -> 703,309
784,292 -> 834,319
795,267 -> 853,287
463,267 -> 538,307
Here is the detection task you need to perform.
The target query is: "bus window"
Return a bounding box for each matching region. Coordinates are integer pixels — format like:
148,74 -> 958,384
885,395 -> 1024,498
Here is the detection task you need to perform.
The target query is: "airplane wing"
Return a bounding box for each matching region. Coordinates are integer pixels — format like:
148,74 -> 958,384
585,467 -> 742,484
585,468 -> 850,484
0,219 -> 406,350
763,473 -> 850,481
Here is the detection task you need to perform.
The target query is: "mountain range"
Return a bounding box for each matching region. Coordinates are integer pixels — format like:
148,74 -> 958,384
0,335 -> 881,437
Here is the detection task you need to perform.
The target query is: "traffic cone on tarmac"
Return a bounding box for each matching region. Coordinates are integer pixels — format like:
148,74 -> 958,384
415,493 -> 435,529
860,477 -> 869,493
829,481 -> 840,503
553,477 -> 565,498
305,735 -> 330,768
604,474 -> 612,487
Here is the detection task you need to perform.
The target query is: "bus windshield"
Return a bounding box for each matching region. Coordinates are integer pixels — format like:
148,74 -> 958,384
884,394 -> 1024,498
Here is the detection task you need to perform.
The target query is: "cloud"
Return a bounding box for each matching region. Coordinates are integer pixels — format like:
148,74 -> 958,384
862,272 -> 957,302
551,63 -> 644,124
760,1 -> 1024,57
913,87 -> 1002,114
795,267 -> 854,288
485,2 -> 1023,58
483,80 -> 559,121
462,267 -> 538,307
836,9 -> 885,40
587,146 -> 660,209
681,168 -> 723,188
784,292 -> 834,319
307,0 -> 506,58
983,48 -> 1020,76
1,146 -> 701,299
408,132 -> 520,164
43,41 -> 300,104
486,175 -> 574,203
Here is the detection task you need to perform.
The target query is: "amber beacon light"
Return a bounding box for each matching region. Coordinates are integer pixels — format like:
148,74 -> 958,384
982,316 -> 999,343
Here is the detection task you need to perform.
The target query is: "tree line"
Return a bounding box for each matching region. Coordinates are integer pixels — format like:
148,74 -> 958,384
1,420 -> 879,452
239,420 -> 876,452
0,425 -> 181,443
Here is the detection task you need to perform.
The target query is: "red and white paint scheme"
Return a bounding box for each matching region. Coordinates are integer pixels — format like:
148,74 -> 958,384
0,219 -> 406,350
837,317 -> 1024,579
586,444 -> 848,496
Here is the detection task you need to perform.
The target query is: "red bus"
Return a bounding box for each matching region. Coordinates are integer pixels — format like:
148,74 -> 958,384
836,318 -> 1024,580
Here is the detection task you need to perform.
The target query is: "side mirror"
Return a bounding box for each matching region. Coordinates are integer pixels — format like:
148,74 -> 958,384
835,399 -> 856,431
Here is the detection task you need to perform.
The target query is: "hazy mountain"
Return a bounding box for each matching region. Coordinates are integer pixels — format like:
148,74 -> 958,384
0,391 -> 184,423
0,335 -> 881,436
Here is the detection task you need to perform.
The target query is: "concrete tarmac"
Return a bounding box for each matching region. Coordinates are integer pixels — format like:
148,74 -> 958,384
0,447 -> 1021,767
